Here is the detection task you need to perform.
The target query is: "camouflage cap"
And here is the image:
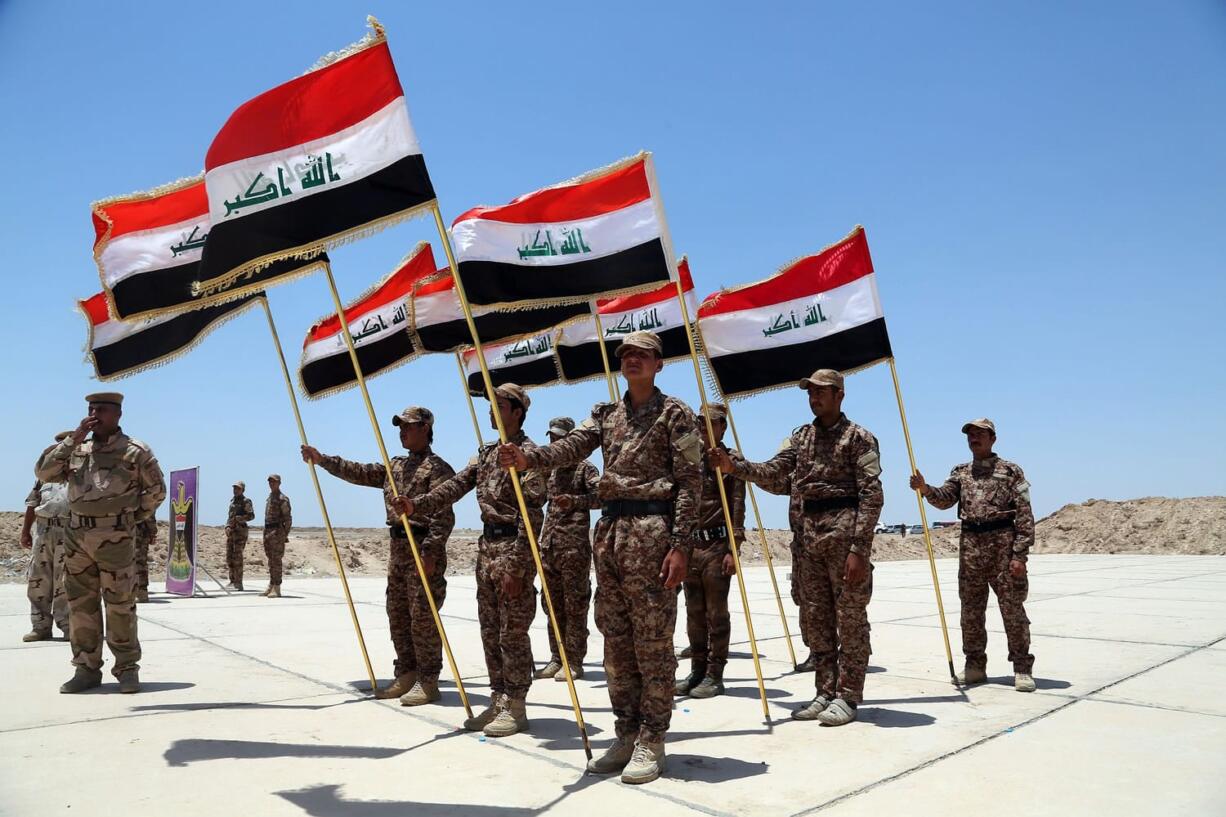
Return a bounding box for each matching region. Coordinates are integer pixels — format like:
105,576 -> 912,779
798,369 -> 844,391
267,474 -> 282,483
493,383 -> 530,410
700,402 -> 728,422
392,406 -> 434,428
233,480 -> 246,491
961,418 -> 996,435
85,391 -> 124,406
548,416 -> 576,436
615,330 -> 663,358
54,430 -> 73,442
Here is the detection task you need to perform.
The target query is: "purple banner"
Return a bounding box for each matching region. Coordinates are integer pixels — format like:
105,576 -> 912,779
165,467 -> 199,596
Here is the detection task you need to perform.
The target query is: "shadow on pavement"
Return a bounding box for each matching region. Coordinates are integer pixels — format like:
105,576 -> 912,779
987,675 -> 1071,691
668,754 -> 769,783
95,681 -> 195,694
278,775 -> 601,816
164,738 -> 406,767
529,716 -> 605,751
858,707 -> 937,728
132,698 -> 360,713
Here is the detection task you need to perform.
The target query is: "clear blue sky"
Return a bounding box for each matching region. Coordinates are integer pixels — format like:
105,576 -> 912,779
1,1 -> 1223,528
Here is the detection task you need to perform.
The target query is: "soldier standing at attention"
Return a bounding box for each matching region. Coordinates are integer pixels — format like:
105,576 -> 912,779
35,393 -> 166,694
224,481 -> 255,591
262,475 -> 292,598
910,418 -> 1036,692
534,416 -> 600,682
302,406 -> 456,706
394,385 -> 545,737
675,403 -> 743,700
20,432 -> 73,642
711,369 -> 883,726
499,331 -> 701,785
133,516 -> 157,603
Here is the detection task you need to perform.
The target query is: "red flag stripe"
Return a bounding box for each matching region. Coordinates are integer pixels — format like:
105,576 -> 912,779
81,292 -> 110,326
451,158 -> 650,226
93,181 -> 207,247
306,244 -> 435,343
599,257 -> 693,313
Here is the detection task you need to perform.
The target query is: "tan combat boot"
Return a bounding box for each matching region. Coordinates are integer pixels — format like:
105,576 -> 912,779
59,667 -> 103,694
374,671 -> 418,700
586,736 -> 635,775
118,669 -> 141,694
22,630 -> 51,643
266,585 -> 282,599
534,659 -> 562,679
400,677 -> 441,707
815,698 -> 857,726
1015,673 -> 1036,693
259,585 -> 272,597
954,665 -> 987,686
791,695 -> 830,721
620,740 -> 666,784
555,665 -> 584,681
483,696 -> 528,737
689,666 -> 725,699
463,694 -> 504,732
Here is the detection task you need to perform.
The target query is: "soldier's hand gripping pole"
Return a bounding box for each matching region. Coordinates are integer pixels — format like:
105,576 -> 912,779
319,264 -> 473,718
432,204 -> 593,761
259,296 -> 377,693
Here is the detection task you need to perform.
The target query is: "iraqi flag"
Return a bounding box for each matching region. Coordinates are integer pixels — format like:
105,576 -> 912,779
92,176 -> 322,319
79,291 -> 262,381
697,227 -> 892,399
450,152 -> 674,309
556,257 -> 697,383
411,270 -> 587,354
298,242 -> 435,399
198,19 -> 435,290
462,332 -> 560,396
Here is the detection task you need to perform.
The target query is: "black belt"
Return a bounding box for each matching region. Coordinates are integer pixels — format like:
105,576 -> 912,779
483,522 -> 519,539
390,524 -> 429,540
802,497 -> 859,514
695,524 -> 729,545
69,510 -> 135,529
962,518 -> 1014,534
38,517 -> 64,528
601,500 -> 673,518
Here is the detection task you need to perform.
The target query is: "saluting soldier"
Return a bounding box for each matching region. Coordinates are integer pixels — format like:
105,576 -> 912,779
20,432 -> 73,642
499,331 -> 702,785
711,369 -> 883,726
303,406 -> 456,706
35,393 -> 166,694
261,475 -> 292,598
910,418 -> 1036,692
224,481 -> 255,591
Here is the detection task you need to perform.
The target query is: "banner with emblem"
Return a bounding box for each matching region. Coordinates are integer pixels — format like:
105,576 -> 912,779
696,226 -> 892,399
449,152 -> 674,309
92,175 -> 324,318
165,468 -> 199,596
79,291 -> 264,381
197,18 -> 436,292
556,257 -> 698,383
298,242 -> 435,399
461,331 -> 560,395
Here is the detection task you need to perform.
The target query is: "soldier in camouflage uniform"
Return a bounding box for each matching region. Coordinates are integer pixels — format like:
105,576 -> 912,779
35,393 -> 166,694
675,403 -> 744,700
910,418 -> 1036,692
261,475 -> 292,598
534,416 -> 600,682
500,331 -> 701,784
396,385 -> 545,737
712,369 -> 883,726
133,516 -> 157,603
20,432 -> 73,642
303,406 -> 456,706
224,481 -> 255,590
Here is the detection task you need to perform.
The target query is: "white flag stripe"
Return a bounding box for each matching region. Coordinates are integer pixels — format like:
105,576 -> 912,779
91,311 -> 177,348
301,301 -> 411,366
98,216 -> 208,287
467,333 -> 555,375
558,290 -> 696,347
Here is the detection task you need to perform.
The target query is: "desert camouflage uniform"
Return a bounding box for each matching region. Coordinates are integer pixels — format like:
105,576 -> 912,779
732,414 -> 883,704
319,450 -> 456,680
413,432 -> 545,700
524,389 -> 702,744
924,455 -> 1035,673
263,491 -> 292,586
224,494 -> 255,583
133,517 -> 157,596
683,442 -> 745,670
35,430 -> 166,677
25,480 -> 70,636
538,460 -> 600,667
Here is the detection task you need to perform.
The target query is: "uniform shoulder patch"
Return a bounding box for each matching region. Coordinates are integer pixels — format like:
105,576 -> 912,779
856,449 -> 882,478
1015,479 -> 1031,502
467,455 -> 480,468
675,429 -> 703,464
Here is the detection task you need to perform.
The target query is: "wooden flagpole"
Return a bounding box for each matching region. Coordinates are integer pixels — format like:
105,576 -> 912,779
317,263 -> 474,718
454,351 -> 486,446
258,296 -> 377,692
431,204 -> 593,760
589,305 -> 620,402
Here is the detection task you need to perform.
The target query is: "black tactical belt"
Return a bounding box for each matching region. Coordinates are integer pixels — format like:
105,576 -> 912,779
695,524 -> 729,545
962,518 -> 1015,534
601,500 -> 673,518
389,524 -> 429,540
802,496 -> 859,514
69,511 -> 134,529
483,522 -> 519,539
38,517 -> 64,528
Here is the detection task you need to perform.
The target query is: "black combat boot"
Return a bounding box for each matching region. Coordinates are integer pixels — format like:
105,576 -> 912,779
673,659 -> 707,696
689,665 -> 725,699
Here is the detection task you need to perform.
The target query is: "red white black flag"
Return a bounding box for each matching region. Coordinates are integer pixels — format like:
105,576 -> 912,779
92,176 -> 321,318
449,153 -> 674,309
462,332 -> 560,395
556,257 -> 697,383
298,242 -> 435,399
198,18 -> 435,292
697,227 -> 892,399
79,291 -> 262,381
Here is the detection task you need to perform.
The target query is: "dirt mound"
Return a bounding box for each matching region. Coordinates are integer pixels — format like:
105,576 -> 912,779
1033,496 -> 1226,555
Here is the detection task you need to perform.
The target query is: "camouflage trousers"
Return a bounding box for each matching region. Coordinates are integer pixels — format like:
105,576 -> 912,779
225,525 -> 248,583
133,527 -> 152,594
682,544 -> 731,667
263,527 -> 288,586
794,510 -> 873,704
959,531 -> 1033,673
789,535 -> 810,648
27,521 -> 69,635
539,544 -> 592,666
475,535 -> 537,699
593,514 -> 678,744
387,534 -> 447,680
63,522 -> 141,676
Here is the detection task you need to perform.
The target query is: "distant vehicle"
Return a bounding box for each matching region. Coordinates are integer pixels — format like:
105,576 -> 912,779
931,521 -> 958,529
908,525 -> 924,535
874,524 -> 892,535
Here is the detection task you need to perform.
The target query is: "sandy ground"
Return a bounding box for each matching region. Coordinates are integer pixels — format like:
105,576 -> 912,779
2,496 -> 1222,583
